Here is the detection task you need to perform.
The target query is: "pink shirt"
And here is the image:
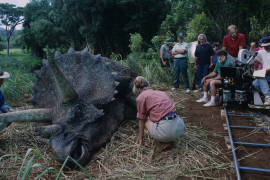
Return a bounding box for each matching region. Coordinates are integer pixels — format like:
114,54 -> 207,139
136,89 -> 176,122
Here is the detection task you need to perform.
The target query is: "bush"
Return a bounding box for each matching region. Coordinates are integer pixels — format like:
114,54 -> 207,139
0,49 -> 42,101
186,12 -> 218,42
121,33 -> 174,85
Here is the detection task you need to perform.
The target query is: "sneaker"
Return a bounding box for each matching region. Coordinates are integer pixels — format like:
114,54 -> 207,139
171,87 -> 177,91
203,101 -> 216,107
193,88 -> 202,93
154,142 -> 174,153
196,97 -> 208,103
185,89 -> 191,93
264,96 -> 270,106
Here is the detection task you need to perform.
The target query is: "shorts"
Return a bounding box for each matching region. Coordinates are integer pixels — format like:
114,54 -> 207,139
151,115 -> 185,142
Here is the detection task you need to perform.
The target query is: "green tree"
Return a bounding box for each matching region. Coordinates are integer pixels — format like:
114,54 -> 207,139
186,12 -> 217,42
0,3 -> 23,56
22,0 -> 170,57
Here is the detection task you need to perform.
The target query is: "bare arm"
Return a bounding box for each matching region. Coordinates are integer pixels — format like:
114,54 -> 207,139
222,46 -> 227,51
160,49 -> 165,64
138,119 -> 145,145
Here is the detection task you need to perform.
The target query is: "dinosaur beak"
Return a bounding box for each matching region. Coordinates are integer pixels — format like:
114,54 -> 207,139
50,132 -> 91,167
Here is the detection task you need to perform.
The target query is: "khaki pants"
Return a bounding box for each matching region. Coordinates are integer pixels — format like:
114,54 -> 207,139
151,116 -> 185,142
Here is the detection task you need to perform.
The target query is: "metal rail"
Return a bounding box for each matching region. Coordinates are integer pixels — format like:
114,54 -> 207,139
224,106 -> 241,180
227,112 -> 261,118
230,166 -> 270,173
230,125 -> 270,130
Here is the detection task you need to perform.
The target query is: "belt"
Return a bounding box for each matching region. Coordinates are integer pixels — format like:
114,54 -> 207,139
162,112 -> 177,120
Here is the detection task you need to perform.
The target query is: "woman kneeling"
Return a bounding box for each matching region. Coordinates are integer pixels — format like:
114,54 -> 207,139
133,76 -> 185,146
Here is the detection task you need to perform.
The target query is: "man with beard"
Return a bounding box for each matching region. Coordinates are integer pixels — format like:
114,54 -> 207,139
193,34 -> 214,92
196,50 -> 233,107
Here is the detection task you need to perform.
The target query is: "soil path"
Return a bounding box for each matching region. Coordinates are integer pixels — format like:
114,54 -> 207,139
180,91 -> 270,180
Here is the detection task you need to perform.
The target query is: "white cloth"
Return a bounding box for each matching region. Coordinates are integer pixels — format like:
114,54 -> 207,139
172,42 -> 188,58
255,49 -> 270,70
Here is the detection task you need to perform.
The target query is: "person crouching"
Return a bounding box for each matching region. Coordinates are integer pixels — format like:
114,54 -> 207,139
196,50 -> 233,107
133,76 -> 185,146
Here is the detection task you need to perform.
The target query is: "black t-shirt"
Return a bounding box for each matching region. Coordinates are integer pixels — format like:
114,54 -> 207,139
195,43 -> 214,65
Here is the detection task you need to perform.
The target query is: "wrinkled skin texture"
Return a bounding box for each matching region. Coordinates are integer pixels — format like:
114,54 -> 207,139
31,49 -> 137,167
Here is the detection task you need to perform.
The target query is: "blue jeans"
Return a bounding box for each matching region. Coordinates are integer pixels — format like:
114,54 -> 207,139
173,58 -> 189,89
196,64 -> 209,88
253,75 -> 270,96
0,104 -> 9,114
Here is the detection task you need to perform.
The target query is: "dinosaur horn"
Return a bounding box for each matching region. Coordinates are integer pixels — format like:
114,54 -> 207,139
47,52 -> 78,103
0,109 -> 51,131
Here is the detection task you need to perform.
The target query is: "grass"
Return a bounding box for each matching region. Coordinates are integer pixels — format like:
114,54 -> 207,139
0,88 -> 233,180
0,49 -> 42,103
0,48 -> 232,179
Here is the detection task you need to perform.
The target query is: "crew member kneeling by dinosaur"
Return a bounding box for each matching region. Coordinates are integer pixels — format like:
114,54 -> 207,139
133,76 -> 185,148
0,69 -> 11,114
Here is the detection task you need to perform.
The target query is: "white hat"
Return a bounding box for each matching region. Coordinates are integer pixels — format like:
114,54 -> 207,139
261,42 -> 270,47
0,71 -> 10,79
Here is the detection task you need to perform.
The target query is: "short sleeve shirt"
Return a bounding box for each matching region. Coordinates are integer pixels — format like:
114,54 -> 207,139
194,43 -> 214,65
160,44 -> 170,59
172,42 -> 188,58
136,89 -> 176,122
255,49 -> 270,70
213,60 -> 233,76
223,33 -> 246,57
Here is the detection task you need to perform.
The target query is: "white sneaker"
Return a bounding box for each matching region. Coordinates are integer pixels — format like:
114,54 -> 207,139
186,89 -> 191,93
196,97 -> 208,103
203,101 -> 216,107
264,96 -> 270,105
193,88 -> 202,93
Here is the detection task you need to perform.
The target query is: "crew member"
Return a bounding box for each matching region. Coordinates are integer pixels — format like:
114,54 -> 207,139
160,38 -> 171,67
253,36 -> 270,105
171,33 -> 190,92
222,25 -> 246,64
196,50 -> 233,107
0,69 -> 11,113
194,34 -> 214,91
133,76 -> 185,146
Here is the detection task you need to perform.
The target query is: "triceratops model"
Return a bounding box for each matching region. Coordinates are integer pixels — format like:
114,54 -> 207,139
0,48 -> 137,167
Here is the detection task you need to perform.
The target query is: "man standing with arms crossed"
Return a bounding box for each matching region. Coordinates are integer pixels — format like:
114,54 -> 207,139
171,33 -> 190,92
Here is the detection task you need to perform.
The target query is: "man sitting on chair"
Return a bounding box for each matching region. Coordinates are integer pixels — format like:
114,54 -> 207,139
252,36 -> 270,105
196,50 -> 233,107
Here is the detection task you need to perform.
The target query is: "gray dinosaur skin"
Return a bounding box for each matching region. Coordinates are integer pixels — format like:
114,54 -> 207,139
31,49 -> 137,167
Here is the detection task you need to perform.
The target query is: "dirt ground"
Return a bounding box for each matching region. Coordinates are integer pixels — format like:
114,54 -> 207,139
181,90 -> 270,180
1,88 -> 270,179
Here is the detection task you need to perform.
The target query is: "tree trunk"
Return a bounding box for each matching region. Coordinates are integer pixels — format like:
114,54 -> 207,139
6,37 -> 10,56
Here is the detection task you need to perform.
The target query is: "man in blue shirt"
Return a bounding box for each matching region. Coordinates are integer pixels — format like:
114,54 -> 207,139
194,34 -> 214,91
0,70 -> 10,113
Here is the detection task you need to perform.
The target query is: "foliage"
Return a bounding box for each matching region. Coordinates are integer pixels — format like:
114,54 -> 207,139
185,12 -> 217,42
121,33 -> 174,85
0,3 -> 24,56
22,0 -> 170,57
249,16 -> 270,42
0,49 -> 41,101
0,148 -> 94,180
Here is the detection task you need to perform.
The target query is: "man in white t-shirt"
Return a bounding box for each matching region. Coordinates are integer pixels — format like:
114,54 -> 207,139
171,33 -> 190,92
253,36 -> 270,105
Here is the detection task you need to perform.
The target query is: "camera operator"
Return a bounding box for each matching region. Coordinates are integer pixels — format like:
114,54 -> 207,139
196,50 -> 233,107
253,36 -> 270,105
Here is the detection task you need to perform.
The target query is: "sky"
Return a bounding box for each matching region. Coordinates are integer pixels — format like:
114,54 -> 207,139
0,0 -> 30,7
0,0 -> 30,29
